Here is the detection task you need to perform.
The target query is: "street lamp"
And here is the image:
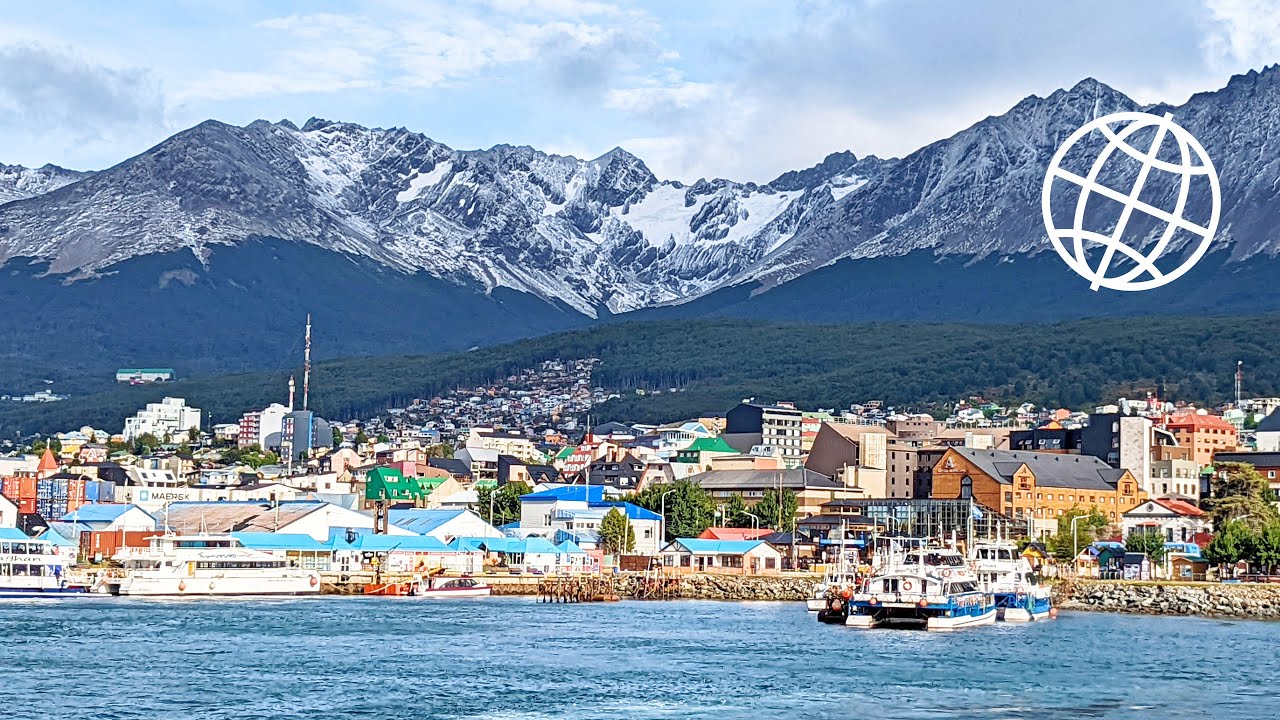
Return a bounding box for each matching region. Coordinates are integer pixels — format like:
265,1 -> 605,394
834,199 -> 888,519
1070,514 -> 1086,561
743,510 -> 760,531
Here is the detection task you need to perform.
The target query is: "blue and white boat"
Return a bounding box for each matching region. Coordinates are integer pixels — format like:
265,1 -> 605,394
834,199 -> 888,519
969,540 -> 1054,622
843,547 -> 995,630
0,528 -> 87,597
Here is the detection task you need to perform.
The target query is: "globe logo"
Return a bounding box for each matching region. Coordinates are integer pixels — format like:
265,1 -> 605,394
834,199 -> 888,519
1042,111 -> 1220,291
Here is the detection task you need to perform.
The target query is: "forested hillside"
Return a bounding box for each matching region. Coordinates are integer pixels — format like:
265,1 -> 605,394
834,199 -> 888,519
1,316 -> 1276,437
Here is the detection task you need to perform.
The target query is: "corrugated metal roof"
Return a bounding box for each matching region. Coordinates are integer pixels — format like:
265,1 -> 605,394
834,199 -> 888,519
388,509 -> 465,536
668,539 -> 766,554
231,532 -> 329,551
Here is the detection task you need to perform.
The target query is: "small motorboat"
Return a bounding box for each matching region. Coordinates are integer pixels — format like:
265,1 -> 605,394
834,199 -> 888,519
408,575 -> 491,599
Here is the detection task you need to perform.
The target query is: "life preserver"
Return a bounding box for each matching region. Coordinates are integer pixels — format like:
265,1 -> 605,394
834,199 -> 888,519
178,580 -> 187,592
209,581 -> 216,591
902,580 -> 913,592
942,569 -> 951,578
830,598 -> 843,612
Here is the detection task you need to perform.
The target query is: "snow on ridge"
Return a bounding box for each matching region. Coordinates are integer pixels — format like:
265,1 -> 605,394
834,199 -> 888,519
396,161 -> 452,203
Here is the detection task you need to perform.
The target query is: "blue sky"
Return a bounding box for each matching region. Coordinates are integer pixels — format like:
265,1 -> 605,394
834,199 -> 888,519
1,0 -> 1278,182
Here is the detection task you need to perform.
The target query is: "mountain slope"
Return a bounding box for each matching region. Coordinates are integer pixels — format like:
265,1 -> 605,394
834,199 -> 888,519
2,67 -> 1280,387
0,163 -> 88,204
2,315 -> 1277,437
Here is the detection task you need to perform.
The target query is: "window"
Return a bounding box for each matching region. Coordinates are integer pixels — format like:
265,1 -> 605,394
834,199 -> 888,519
960,475 -> 973,500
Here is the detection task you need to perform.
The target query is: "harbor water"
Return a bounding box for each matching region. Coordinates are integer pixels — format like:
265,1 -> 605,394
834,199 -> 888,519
2,597 -> 1276,719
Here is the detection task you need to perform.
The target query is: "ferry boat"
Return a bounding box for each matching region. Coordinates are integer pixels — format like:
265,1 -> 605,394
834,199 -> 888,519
969,540 -> 1054,622
838,547 -> 995,630
409,575 -> 491,598
0,529 -> 89,597
109,534 -> 321,597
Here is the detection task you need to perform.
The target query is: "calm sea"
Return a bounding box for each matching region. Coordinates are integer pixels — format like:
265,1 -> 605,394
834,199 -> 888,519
1,597 -> 1275,719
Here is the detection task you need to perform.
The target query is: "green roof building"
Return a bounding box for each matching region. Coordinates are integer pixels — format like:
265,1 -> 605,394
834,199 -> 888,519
676,437 -> 739,465
365,467 -> 431,503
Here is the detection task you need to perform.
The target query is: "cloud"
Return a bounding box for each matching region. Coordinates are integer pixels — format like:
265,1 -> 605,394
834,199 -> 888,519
0,43 -> 165,165
1202,0 -> 1280,71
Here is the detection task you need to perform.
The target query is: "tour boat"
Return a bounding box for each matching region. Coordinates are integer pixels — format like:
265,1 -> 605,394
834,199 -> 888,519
837,546 -> 994,630
408,575 -> 491,599
108,534 -> 321,597
969,540 -> 1054,622
0,530 -> 90,597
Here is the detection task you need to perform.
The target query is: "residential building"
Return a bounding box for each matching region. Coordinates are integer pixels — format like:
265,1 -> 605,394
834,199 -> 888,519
688,467 -> 858,519
1122,498 -> 1210,543
804,422 -> 891,497
1212,451 -> 1280,493
0,494 -> 16,528
930,447 -> 1147,537
674,437 -> 739,472
466,428 -> 542,463
122,397 -> 201,442
584,452 -> 647,491
455,447 -> 499,485
723,402 -> 805,466
659,538 -> 785,574
1163,411 -> 1239,466
239,403 -> 291,449
1256,409 -> 1280,453
115,368 -> 174,383
387,508 -> 504,541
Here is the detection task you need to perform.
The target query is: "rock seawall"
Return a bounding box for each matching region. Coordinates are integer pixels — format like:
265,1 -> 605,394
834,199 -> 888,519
1057,580 -> 1280,619
616,573 -> 816,601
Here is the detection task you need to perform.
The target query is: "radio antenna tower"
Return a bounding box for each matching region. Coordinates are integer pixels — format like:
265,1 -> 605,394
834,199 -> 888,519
303,314 -> 312,411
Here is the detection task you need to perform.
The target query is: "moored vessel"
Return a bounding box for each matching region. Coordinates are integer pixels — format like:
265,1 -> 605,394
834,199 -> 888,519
109,533 -> 321,596
839,546 -> 994,630
0,528 -> 90,597
969,540 -> 1054,622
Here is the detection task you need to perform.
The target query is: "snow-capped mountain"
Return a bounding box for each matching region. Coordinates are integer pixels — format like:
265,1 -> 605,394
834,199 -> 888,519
0,163 -> 88,204
0,118 -> 868,316
2,66 -> 1279,331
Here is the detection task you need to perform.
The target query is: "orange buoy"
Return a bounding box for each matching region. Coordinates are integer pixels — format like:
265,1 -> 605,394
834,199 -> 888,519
840,588 -> 853,600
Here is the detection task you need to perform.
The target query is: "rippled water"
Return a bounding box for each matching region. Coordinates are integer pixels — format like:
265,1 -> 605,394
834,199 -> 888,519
1,597 -> 1275,719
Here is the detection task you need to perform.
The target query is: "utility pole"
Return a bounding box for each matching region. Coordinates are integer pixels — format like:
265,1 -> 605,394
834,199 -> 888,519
1236,360 -> 1243,407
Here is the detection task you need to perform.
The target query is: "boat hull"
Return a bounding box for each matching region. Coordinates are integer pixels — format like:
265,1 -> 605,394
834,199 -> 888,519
927,607 -> 997,631
116,572 -> 320,597
411,587 -> 492,599
0,586 -> 90,598
806,598 -> 826,612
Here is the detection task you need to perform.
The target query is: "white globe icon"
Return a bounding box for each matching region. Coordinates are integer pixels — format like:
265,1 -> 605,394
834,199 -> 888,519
1042,111 -> 1220,292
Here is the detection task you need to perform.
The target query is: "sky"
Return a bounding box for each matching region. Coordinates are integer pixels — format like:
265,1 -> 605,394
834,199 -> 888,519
2,0 -> 1279,183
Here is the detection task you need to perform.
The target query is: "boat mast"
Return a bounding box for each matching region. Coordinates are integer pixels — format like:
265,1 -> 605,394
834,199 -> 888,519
303,314 -> 312,412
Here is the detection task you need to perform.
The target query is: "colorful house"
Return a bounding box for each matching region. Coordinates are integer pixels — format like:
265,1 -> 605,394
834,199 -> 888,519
659,538 -> 785,575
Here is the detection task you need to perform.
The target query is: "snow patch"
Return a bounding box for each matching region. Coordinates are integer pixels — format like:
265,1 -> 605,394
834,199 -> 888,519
396,161 -> 452,203
829,175 -> 867,201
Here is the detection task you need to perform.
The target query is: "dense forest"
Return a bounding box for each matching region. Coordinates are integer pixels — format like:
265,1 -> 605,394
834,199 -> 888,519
1,315 -> 1276,437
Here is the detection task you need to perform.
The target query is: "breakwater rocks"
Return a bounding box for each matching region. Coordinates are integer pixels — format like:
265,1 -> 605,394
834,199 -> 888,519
1057,580 -> 1280,619
618,573 -> 818,601
488,573 -> 818,601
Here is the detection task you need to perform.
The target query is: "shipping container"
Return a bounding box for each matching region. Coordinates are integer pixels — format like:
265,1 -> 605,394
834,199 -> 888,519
1,477 -> 18,500
85,481 -> 100,503
18,498 -> 36,515
99,481 -> 116,503
19,477 -> 37,500
87,530 -> 156,559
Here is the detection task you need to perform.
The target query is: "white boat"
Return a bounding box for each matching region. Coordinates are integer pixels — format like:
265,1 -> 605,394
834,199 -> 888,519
408,575 -> 491,598
0,530 -> 89,598
109,533 -> 321,597
839,546 -> 995,630
969,540 -> 1054,622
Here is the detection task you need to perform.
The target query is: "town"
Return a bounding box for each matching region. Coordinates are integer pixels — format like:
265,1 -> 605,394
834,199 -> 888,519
3,353 -> 1279,597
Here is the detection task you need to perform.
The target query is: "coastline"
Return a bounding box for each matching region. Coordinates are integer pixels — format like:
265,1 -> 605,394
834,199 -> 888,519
1054,579 -> 1280,620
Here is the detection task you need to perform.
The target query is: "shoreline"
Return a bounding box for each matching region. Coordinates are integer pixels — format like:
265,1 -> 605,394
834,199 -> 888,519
1054,579 -> 1280,620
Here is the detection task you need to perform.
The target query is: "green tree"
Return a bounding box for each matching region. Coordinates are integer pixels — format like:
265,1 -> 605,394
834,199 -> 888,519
632,480 -> 715,540
354,429 -> 370,446
598,508 -> 636,555
49,437 -> 62,453
1204,463 -> 1280,530
753,487 -> 798,532
1204,520 -> 1252,567
376,433 -> 390,443
1124,529 -> 1167,564
133,433 -> 161,455
1247,521 -> 1280,574
332,427 -> 344,446
722,494 -> 752,528
187,427 -> 199,444
478,481 -> 531,526
1047,507 -> 1111,560
424,443 -> 455,459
